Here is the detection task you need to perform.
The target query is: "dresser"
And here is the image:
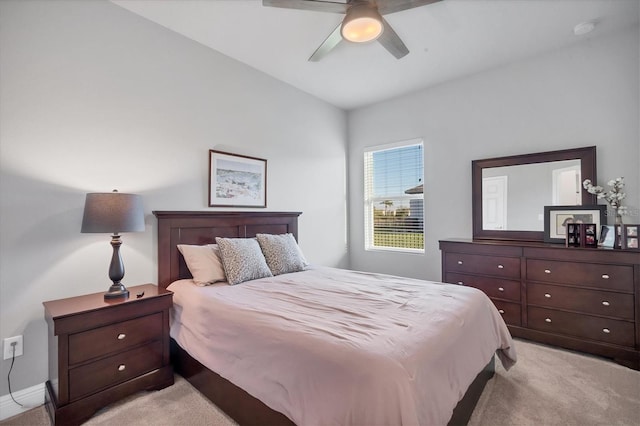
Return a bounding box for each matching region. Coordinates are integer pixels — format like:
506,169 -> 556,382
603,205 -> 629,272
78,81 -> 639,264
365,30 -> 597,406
439,239 -> 640,370
43,284 -> 174,425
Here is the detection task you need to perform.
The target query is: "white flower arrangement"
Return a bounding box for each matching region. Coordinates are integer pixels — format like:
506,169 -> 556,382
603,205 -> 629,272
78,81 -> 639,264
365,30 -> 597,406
582,177 -> 627,216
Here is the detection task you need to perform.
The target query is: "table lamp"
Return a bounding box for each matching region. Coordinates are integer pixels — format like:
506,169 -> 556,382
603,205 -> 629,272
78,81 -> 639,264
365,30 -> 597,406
81,190 -> 145,300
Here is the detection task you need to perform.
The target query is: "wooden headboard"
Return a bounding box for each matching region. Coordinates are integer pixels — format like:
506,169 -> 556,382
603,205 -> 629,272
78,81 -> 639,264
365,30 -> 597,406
153,211 -> 302,289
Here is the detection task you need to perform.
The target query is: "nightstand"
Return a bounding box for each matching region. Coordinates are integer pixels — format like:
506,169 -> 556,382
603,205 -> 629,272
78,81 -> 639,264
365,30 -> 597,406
43,284 -> 174,425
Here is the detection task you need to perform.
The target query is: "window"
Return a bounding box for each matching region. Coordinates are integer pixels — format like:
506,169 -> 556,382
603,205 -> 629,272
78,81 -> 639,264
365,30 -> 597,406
364,139 -> 424,252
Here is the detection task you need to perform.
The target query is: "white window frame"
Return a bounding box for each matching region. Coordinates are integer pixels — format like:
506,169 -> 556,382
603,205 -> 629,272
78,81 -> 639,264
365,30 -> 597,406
364,139 -> 424,254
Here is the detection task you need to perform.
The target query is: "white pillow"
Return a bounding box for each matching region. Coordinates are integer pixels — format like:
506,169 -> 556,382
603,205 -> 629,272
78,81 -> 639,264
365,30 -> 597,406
177,244 -> 226,286
256,233 -> 307,276
215,237 -> 273,285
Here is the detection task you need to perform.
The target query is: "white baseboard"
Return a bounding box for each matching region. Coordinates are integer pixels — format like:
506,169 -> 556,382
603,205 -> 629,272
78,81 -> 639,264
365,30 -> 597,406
0,382 -> 45,421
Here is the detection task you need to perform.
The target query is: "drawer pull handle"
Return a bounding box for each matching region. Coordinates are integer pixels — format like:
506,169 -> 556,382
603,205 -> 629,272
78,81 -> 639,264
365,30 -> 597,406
457,260 -> 463,265
118,364 -> 126,372
117,333 -> 126,340
498,309 -> 505,314
544,293 -> 551,298
544,269 -> 551,274
602,328 -> 610,334
498,287 -> 504,292
497,264 -> 504,269
602,301 -> 610,306
601,274 -> 610,280
457,281 -> 463,285
545,318 -> 552,323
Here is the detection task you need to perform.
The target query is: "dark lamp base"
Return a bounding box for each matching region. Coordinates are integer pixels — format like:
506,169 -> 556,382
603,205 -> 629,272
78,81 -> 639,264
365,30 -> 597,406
104,284 -> 130,300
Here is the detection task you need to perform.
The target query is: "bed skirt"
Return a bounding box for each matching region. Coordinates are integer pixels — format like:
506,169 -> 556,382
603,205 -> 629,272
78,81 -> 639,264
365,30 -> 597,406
171,339 -> 495,426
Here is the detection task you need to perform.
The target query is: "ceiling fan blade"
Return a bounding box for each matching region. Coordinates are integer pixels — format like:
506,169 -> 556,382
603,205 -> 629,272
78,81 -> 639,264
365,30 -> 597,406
308,23 -> 343,62
377,0 -> 442,15
262,0 -> 348,14
377,18 -> 409,59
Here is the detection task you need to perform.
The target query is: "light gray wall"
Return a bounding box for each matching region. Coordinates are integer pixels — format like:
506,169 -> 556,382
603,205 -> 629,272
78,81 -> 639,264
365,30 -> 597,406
0,0 -> 347,396
347,25 -> 640,281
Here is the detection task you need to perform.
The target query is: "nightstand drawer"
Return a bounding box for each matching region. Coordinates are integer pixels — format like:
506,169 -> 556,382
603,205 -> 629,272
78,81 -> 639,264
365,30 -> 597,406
69,313 -> 162,365
447,273 -> 520,302
44,284 -> 173,425
445,254 -> 520,279
69,340 -> 163,401
527,283 -> 634,320
526,259 -> 633,292
528,306 -> 634,347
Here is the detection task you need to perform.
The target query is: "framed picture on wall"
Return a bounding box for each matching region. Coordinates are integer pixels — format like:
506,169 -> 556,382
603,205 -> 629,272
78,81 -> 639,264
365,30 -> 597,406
544,205 -> 606,244
209,150 -> 267,208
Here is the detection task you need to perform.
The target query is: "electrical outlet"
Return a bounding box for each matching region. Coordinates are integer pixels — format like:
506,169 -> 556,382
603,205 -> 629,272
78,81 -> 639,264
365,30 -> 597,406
3,335 -> 23,360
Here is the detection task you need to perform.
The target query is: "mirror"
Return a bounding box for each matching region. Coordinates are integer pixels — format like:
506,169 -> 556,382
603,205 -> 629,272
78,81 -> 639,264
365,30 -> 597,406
472,146 -> 597,242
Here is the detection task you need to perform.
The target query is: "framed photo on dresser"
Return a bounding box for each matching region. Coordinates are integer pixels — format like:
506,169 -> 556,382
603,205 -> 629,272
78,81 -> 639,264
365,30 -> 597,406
565,223 -> 598,248
599,225 -> 616,248
584,224 -> 597,247
622,225 -> 639,250
565,223 -> 581,247
544,205 -> 606,244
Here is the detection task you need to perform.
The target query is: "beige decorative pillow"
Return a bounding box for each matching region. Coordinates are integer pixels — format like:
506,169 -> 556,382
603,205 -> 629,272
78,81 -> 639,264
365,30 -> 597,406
177,244 -> 226,286
215,237 -> 273,285
256,233 -> 307,276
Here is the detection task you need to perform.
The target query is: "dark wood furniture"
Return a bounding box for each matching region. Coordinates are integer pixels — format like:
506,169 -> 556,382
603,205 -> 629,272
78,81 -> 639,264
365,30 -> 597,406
43,284 -> 174,425
440,239 -> 640,370
472,146 -> 597,242
154,211 -> 495,426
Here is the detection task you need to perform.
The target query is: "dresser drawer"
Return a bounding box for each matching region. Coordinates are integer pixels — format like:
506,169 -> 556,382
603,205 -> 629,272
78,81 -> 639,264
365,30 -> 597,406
68,313 -> 162,365
446,254 -> 520,279
491,300 -> 521,326
527,306 -> 634,347
68,340 -> 163,401
526,259 -> 633,292
527,283 -> 634,320
441,239 -> 640,370
447,273 -> 520,302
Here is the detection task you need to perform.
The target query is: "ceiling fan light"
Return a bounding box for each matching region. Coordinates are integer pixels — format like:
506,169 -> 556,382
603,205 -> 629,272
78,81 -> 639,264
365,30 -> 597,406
341,4 -> 384,43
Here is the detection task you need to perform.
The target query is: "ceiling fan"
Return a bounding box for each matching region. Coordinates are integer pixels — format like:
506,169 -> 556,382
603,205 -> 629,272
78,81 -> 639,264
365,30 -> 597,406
263,0 -> 442,62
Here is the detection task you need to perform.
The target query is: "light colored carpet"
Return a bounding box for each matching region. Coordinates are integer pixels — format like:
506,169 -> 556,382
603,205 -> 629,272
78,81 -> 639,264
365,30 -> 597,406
469,339 -> 640,426
2,339 -> 639,425
0,376 -> 236,426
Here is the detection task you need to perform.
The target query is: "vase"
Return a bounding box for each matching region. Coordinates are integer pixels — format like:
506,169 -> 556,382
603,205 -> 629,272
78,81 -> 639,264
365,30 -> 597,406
614,208 -> 623,225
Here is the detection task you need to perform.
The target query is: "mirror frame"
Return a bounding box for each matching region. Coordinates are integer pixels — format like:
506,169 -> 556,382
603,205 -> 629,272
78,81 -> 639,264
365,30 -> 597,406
472,146 -> 597,242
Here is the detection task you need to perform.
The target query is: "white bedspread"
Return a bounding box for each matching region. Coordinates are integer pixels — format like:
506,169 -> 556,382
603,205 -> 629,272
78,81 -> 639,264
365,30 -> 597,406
168,267 -> 516,426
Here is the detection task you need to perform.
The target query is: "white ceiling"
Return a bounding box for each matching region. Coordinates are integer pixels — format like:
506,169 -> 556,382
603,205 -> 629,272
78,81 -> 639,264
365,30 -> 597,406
111,0 -> 639,110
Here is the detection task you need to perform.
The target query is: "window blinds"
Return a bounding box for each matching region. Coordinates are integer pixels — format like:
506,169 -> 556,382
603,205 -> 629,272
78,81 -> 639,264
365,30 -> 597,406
364,140 -> 424,251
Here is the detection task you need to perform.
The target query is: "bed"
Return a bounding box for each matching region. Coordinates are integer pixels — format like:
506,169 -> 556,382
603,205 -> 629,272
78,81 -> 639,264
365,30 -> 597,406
154,211 -> 516,425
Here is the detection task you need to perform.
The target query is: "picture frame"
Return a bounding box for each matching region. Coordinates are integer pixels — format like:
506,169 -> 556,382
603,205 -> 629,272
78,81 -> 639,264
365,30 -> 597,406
599,225 -> 616,248
583,223 -> 597,248
622,224 -> 639,250
565,223 -> 597,248
208,150 -> 267,208
565,223 -> 581,247
614,224 -> 623,249
543,205 -> 606,244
